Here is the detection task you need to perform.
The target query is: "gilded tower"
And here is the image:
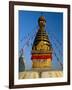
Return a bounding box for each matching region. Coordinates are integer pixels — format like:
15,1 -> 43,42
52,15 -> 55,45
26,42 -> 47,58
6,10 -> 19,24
31,16 -> 52,69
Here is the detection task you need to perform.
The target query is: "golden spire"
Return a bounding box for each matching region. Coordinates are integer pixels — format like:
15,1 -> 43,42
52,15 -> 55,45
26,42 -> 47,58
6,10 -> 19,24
32,16 -> 52,52
31,16 -> 52,69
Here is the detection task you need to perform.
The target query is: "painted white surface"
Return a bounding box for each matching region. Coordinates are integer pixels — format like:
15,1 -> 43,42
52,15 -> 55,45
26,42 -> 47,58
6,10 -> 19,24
14,5 -> 67,85
0,0 -> 72,90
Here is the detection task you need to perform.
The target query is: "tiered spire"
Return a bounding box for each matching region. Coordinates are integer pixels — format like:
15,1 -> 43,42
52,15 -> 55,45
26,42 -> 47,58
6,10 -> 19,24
31,16 -> 52,69
32,16 -> 52,52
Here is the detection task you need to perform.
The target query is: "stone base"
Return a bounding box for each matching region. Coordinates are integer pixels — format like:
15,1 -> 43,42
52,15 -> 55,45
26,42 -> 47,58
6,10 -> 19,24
19,70 -> 63,79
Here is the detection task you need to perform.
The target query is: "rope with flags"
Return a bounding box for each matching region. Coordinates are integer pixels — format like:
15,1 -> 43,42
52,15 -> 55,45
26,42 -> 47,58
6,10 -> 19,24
53,50 -> 63,69
46,26 -> 63,47
19,25 -> 38,52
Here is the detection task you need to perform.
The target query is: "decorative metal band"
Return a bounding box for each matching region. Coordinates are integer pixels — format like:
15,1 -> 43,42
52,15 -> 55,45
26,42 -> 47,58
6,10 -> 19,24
31,54 -> 52,59
31,50 -> 52,54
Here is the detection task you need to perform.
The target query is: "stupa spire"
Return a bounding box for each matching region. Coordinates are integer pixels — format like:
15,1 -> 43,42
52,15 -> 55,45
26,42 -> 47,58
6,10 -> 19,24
31,16 -> 52,69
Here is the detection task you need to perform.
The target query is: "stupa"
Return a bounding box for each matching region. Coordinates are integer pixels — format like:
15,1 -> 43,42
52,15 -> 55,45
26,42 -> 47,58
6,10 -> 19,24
31,16 -> 52,69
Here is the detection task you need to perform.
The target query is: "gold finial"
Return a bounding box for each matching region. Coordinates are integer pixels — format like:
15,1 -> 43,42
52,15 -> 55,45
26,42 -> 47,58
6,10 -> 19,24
38,16 -> 46,28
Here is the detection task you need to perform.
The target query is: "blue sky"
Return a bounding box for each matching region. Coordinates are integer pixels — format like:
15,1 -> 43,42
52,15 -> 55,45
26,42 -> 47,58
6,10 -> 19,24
19,10 -> 63,70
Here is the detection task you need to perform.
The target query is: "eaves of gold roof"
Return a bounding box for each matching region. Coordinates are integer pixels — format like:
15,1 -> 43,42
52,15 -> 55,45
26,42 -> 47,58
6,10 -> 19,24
32,28 -> 51,46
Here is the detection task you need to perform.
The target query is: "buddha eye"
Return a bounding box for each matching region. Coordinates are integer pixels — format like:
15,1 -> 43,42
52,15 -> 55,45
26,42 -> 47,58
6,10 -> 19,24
40,21 -> 44,23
